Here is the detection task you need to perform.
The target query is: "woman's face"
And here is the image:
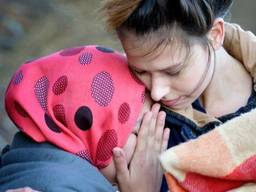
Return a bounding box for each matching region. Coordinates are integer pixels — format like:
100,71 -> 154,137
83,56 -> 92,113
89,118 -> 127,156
119,33 -> 215,110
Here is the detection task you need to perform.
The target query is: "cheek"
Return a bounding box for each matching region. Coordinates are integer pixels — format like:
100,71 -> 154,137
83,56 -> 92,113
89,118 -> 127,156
135,74 -> 151,90
173,76 -> 198,90
172,65 -> 205,93
182,61 -> 212,94
123,134 -> 137,164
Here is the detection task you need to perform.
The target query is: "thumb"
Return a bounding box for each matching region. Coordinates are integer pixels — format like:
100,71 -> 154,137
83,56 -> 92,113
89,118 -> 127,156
112,147 -> 129,184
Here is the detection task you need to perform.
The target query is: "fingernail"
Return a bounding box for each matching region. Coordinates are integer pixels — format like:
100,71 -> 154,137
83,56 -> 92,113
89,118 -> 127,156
113,149 -> 122,157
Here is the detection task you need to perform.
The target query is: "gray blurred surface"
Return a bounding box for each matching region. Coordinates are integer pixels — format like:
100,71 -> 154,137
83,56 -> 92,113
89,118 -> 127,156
0,0 -> 255,150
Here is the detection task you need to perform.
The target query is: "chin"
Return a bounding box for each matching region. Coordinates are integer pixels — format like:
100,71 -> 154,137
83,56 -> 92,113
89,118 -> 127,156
164,102 -> 190,110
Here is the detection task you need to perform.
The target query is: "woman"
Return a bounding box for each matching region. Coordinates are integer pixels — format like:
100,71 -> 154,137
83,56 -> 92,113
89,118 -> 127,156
102,0 -> 256,191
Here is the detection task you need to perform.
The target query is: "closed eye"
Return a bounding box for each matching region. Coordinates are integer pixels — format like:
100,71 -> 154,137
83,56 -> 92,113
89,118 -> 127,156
132,68 -> 146,75
134,70 -> 145,75
165,64 -> 184,76
166,69 -> 181,76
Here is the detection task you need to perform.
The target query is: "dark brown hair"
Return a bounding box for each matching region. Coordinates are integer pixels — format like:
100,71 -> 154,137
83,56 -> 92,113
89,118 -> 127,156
102,0 -> 233,37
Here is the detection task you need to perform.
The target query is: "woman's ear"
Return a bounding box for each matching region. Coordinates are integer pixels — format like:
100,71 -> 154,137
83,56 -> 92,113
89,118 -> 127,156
207,18 -> 225,50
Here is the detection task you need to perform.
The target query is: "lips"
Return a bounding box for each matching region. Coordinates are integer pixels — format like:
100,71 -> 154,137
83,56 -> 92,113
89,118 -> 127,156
161,97 -> 181,107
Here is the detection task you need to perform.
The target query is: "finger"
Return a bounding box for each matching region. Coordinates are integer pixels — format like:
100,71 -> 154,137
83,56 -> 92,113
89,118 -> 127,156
151,103 -> 161,117
154,111 -> 166,150
161,128 -> 170,152
136,111 -> 152,151
149,103 -> 161,136
112,147 -> 129,183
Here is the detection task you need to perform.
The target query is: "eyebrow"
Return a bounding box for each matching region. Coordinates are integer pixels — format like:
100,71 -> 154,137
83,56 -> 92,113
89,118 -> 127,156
129,59 -> 187,73
165,62 -> 185,73
130,63 -> 184,73
166,51 -> 192,73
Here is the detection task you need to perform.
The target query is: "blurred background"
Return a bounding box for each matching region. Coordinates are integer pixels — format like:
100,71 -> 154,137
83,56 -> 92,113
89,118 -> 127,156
0,0 -> 255,150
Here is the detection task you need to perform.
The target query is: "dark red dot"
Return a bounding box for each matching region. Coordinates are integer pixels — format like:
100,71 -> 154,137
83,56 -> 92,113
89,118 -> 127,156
14,101 -> 28,117
74,106 -> 93,131
96,129 -> 117,162
44,113 -> 62,133
59,46 -> 84,56
34,76 -> 49,112
79,52 -> 93,65
52,76 -> 68,95
13,71 -> 23,85
96,46 -> 114,53
118,103 -> 130,124
91,71 -> 114,107
53,104 -> 67,126
76,149 -> 93,163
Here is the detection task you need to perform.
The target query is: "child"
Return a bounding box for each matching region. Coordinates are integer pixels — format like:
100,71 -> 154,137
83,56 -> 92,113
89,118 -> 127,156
102,0 -> 256,191
3,45 -> 168,191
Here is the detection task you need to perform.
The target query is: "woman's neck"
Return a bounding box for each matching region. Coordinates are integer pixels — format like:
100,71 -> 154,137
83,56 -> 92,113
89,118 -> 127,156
201,47 -> 252,117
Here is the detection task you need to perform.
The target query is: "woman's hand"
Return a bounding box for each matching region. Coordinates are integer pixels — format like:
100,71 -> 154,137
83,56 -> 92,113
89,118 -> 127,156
113,103 -> 170,192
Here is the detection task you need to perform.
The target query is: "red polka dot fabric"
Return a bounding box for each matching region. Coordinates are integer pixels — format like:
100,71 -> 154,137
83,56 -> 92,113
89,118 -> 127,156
13,71 -> 23,85
91,71 -> 114,107
118,103 -> 130,124
79,52 -> 93,65
53,104 -> 67,126
96,129 -> 118,162
5,45 -> 145,169
52,76 -> 68,95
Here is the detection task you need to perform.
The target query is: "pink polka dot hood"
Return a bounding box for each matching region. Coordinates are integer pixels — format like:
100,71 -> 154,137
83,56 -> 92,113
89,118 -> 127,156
5,45 -> 145,169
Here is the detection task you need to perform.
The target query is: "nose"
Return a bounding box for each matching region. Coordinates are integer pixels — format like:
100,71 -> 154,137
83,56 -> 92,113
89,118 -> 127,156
150,74 -> 169,102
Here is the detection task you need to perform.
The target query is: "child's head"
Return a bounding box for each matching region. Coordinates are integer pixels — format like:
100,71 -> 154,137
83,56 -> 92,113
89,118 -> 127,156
5,45 -> 149,182
102,0 -> 233,109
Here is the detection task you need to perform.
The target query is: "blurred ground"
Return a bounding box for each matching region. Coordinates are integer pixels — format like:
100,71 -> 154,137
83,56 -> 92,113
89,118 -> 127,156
0,0 -> 256,150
